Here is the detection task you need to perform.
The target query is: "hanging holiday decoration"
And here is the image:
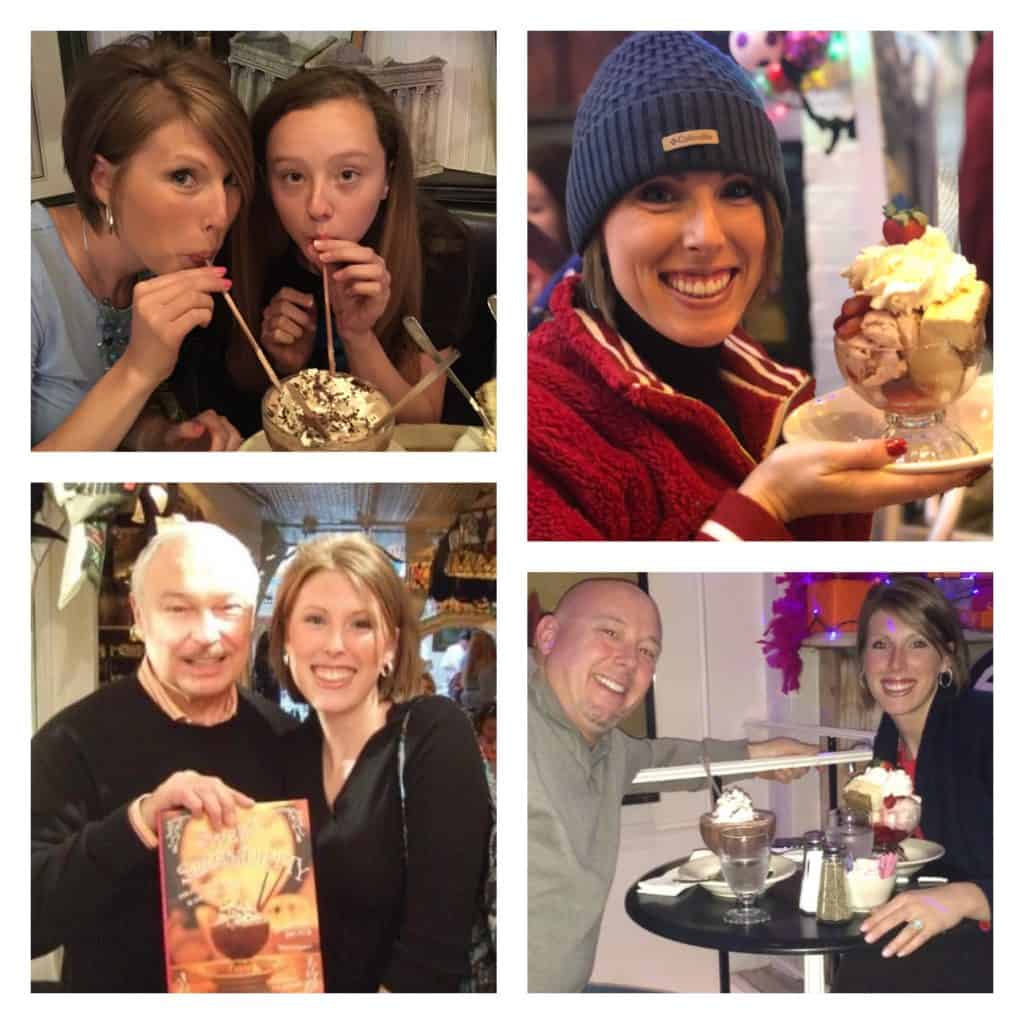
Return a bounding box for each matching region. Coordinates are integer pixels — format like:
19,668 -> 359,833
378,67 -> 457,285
727,30 -> 856,155
47,484 -> 140,610
729,31 -> 785,71
759,572 -> 992,693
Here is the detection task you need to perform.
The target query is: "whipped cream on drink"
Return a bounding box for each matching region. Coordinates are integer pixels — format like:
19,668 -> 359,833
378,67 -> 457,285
264,369 -> 389,448
711,786 -> 757,823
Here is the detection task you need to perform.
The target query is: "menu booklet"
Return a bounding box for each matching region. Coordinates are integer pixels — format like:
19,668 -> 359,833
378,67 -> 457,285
157,798 -> 324,993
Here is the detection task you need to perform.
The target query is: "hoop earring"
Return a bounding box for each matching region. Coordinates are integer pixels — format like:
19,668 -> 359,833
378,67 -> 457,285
104,203 -> 116,234
129,624 -> 140,642
380,659 -> 394,679
938,669 -> 953,689
283,651 -> 290,668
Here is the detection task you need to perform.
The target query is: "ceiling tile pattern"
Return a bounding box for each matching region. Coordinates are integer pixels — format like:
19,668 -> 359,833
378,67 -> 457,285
239,483 -> 491,531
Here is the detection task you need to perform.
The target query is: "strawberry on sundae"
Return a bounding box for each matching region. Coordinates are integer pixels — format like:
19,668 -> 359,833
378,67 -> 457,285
842,760 -> 922,851
833,199 -> 989,441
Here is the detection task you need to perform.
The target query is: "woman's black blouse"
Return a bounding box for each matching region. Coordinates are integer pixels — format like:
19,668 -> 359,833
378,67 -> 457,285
282,696 -> 490,992
873,684 -> 993,911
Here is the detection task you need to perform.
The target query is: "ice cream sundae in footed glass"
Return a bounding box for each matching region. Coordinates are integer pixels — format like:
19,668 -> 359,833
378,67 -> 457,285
833,203 -> 990,463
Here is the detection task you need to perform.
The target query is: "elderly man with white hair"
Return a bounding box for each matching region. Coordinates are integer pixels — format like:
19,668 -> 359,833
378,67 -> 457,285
32,522 -> 296,992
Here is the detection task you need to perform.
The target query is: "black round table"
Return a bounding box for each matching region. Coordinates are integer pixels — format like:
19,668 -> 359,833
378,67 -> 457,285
626,856 -> 868,992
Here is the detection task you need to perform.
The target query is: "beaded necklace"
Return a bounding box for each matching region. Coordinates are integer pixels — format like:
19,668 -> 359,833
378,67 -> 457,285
81,214 -> 133,369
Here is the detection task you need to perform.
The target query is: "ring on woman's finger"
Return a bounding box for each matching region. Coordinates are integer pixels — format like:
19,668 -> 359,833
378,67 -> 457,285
909,918 -> 924,931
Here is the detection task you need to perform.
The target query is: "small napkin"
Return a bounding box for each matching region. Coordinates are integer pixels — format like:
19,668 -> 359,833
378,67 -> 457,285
636,849 -> 715,896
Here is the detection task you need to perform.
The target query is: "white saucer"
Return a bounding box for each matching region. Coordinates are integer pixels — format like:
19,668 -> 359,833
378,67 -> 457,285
893,837 -> 945,878
240,431 -> 403,452
783,374 -> 992,474
677,852 -> 797,901
780,838 -> 945,879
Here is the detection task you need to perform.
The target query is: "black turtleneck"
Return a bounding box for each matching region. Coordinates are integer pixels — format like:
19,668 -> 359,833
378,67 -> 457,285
613,295 -> 743,440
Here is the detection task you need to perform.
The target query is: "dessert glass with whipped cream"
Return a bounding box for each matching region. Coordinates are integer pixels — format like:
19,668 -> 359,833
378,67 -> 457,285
843,762 -> 922,852
210,903 -> 271,964
699,786 -> 776,855
261,369 -> 393,451
834,224 -> 990,461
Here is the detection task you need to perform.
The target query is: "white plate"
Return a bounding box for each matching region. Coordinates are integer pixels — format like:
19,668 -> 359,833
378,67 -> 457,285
240,431 -> 404,452
893,837 -> 945,878
780,838 -> 945,879
393,424 -> 491,451
677,852 -> 797,901
782,373 -> 992,474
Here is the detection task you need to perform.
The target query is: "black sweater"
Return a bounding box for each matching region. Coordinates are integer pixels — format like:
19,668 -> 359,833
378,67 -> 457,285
283,696 -> 489,992
873,685 -> 993,914
31,678 -> 296,992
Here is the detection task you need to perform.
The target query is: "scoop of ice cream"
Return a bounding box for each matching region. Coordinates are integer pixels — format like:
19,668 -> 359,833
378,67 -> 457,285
711,786 -> 756,823
860,310 -> 903,349
842,227 -> 978,315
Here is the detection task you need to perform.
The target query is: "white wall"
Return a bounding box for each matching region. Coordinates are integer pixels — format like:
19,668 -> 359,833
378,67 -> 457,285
590,574 -> 777,991
364,31 -> 496,175
31,497 -> 98,984
803,32 -> 887,393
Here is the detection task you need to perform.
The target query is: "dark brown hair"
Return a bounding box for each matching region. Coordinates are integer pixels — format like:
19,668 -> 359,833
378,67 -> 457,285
465,629 -> 497,677
62,36 -> 254,230
269,533 -> 420,704
234,66 -> 422,371
856,576 -> 971,694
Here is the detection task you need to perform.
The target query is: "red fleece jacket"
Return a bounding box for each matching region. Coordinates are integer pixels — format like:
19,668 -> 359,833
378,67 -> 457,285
528,279 -> 870,541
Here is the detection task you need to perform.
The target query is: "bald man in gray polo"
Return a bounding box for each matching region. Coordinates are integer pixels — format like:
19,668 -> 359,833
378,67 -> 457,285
528,579 -> 814,991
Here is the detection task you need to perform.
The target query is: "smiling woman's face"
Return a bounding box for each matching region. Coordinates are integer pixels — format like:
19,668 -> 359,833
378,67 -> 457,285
862,609 -> 949,724
600,170 -> 766,346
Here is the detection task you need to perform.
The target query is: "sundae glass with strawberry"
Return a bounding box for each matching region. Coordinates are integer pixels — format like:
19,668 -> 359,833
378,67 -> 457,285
842,760 -> 922,853
833,198 -> 990,462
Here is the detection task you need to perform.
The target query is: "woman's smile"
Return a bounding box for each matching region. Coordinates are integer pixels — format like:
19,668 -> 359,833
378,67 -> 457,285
311,664 -> 357,687
661,268 -> 739,303
601,171 -> 766,348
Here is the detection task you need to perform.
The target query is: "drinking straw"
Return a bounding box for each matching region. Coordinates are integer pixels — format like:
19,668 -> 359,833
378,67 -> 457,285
323,263 -> 336,376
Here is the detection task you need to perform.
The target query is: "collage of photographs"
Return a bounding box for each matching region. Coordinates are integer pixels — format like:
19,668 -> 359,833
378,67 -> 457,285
26,25 -> 998,1002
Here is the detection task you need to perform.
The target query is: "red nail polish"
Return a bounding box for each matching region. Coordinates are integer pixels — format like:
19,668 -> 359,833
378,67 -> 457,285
885,438 -> 908,457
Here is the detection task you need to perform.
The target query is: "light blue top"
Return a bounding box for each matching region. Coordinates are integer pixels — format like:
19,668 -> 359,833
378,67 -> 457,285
31,202 -> 132,446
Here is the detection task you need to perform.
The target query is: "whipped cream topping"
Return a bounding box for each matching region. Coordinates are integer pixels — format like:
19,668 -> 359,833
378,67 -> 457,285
265,369 -> 388,448
711,785 -> 756,823
215,902 -> 266,927
842,227 -> 978,314
853,764 -> 915,798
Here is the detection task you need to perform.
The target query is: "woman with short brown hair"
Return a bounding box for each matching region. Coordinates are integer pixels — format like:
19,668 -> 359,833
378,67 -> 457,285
32,35 -> 254,450
272,533 -> 490,991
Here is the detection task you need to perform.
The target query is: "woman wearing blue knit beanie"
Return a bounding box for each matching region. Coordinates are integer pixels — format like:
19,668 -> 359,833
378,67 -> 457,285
528,32 -> 980,542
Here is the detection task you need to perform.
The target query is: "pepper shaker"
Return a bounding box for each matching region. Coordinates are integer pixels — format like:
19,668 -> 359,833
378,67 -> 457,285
816,841 -> 852,923
798,830 -> 825,915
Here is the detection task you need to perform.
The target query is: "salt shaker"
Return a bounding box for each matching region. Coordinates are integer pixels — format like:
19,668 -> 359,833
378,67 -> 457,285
816,840 -> 853,923
798,830 -> 825,915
